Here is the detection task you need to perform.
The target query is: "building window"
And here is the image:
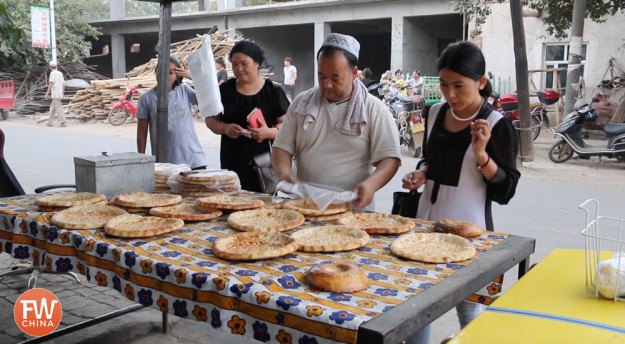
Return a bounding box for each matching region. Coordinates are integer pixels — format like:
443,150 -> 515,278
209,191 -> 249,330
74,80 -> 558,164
544,43 -> 587,91
130,43 -> 141,53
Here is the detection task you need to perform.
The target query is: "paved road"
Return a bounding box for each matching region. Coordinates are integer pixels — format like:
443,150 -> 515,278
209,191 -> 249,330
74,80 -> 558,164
2,117 -> 625,343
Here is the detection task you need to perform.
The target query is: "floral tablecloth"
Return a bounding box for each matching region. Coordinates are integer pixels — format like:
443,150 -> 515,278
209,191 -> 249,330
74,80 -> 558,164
0,195 -> 507,344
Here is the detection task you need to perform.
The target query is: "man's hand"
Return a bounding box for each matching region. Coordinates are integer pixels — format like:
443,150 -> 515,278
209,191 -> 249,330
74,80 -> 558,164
44,95 -> 50,100
352,181 -> 375,209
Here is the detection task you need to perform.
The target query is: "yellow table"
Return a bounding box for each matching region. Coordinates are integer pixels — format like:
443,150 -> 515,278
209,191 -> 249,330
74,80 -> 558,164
450,249 -> 625,343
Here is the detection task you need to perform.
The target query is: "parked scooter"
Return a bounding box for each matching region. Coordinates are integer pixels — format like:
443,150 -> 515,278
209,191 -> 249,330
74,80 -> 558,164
108,85 -> 139,126
548,98 -> 625,163
369,83 -> 424,157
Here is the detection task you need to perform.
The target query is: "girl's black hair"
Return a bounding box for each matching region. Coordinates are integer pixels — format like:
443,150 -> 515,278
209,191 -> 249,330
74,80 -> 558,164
437,41 -> 492,98
229,40 -> 265,67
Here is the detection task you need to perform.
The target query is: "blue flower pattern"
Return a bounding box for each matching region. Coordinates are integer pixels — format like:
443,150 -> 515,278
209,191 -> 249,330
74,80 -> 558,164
374,288 -> 398,297
155,262 -> 171,279
276,296 -> 301,310
252,321 -> 270,342
211,308 -> 221,328
235,269 -> 257,277
327,293 -> 351,302
162,251 -> 181,258
279,265 -> 297,273
407,267 -> 428,276
138,289 -> 153,306
277,275 -> 300,289
329,310 -> 355,324
124,251 -> 138,267
13,245 -> 29,259
55,257 -> 73,272
230,283 -> 253,297
173,299 -> 188,317
96,243 -> 109,258
191,273 -> 208,288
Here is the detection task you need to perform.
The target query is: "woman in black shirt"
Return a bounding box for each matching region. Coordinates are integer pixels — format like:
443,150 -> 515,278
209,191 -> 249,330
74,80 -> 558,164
205,41 -> 290,192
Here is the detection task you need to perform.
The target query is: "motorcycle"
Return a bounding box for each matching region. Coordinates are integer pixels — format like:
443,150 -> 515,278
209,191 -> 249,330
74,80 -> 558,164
108,85 -> 139,126
548,97 -> 625,163
368,82 -> 424,157
489,89 -> 560,141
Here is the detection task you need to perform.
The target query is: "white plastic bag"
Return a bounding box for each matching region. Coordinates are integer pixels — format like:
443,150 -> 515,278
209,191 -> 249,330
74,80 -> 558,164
276,181 -> 357,210
596,252 -> 625,299
187,34 -> 224,117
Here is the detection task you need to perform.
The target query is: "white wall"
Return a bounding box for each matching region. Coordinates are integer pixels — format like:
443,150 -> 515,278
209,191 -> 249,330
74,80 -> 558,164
478,2 -> 625,98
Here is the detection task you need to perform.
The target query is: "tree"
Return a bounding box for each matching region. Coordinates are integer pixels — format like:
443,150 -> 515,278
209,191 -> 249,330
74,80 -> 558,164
0,1 -> 26,66
451,0 -> 625,40
0,0 -> 101,69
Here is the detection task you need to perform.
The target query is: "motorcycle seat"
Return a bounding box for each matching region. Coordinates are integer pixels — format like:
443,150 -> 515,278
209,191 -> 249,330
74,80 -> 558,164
602,123 -> 625,136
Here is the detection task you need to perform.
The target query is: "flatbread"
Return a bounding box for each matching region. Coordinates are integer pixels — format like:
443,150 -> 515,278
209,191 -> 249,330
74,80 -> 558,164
337,213 -> 414,234
291,225 -> 369,252
104,214 -> 184,238
227,208 -> 305,232
149,203 -> 222,221
306,210 -> 353,222
35,192 -> 106,207
178,170 -> 239,186
50,204 -> 128,229
196,195 -> 264,210
390,233 -> 476,263
212,231 -> 298,260
282,199 -> 349,216
113,192 -> 182,208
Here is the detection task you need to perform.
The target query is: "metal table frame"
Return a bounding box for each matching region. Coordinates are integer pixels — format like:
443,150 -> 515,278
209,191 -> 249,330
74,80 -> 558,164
357,235 -> 535,343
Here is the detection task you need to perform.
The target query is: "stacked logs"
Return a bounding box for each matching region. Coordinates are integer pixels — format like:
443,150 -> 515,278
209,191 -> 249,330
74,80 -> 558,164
68,30 -> 244,121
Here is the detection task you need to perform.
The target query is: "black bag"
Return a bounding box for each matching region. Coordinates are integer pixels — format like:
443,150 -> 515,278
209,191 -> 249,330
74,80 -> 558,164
251,143 -> 296,194
391,189 -> 421,218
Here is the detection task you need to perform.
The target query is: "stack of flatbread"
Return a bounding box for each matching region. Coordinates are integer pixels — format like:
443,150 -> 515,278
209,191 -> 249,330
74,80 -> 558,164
111,192 -> 182,213
35,192 -> 107,212
170,170 -> 241,196
154,163 -> 190,192
282,199 -> 352,222
337,213 -> 414,234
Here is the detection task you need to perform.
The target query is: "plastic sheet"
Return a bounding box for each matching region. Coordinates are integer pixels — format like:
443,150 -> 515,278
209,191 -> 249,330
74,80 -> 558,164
187,34 -> 224,117
276,181 -> 357,210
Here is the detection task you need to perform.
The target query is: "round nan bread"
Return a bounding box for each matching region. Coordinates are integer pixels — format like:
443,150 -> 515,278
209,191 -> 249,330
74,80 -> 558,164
228,208 -> 304,232
291,225 -> 369,252
307,263 -> 369,293
104,214 -> 184,238
337,213 -> 414,234
113,192 -> 182,208
197,195 -> 264,210
149,203 -> 222,221
390,233 -> 476,263
305,210 -> 352,222
282,199 -> 349,216
212,231 -> 298,260
178,170 -> 239,185
50,204 -> 128,229
35,192 -> 106,207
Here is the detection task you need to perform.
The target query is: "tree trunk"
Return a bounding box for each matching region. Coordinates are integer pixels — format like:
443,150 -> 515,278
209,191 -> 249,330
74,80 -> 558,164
563,0 -> 587,115
509,0 -> 533,162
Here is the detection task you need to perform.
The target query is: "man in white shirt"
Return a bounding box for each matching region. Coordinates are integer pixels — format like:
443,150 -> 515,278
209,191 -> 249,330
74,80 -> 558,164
283,57 -> 297,101
273,34 -> 401,209
44,61 -> 67,127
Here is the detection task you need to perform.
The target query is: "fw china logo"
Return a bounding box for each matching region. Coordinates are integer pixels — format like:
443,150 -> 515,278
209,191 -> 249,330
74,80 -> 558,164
13,288 -> 62,337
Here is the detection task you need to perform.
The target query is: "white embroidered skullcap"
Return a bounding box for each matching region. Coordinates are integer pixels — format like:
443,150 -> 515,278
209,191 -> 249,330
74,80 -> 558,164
321,33 -> 360,59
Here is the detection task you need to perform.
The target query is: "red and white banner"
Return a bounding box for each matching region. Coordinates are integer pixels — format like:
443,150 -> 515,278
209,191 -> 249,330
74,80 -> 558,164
31,6 -> 51,49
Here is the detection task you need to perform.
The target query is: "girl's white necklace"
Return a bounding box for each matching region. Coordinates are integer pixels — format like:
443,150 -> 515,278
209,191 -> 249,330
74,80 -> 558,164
449,98 -> 484,122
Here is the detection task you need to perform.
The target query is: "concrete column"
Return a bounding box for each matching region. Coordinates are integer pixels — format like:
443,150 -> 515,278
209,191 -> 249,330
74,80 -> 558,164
390,16 -> 404,73
313,22 -> 330,86
111,33 -> 127,78
109,0 -> 124,20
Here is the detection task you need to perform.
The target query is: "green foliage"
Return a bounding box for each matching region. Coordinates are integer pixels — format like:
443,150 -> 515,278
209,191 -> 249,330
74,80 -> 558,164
124,0 -> 200,18
0,2 -> 25,48
0,0 -> 101,68
451,0 -> 625,40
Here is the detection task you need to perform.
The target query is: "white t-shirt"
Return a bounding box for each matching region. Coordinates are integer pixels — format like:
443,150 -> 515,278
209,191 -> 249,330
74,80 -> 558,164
49,70 -> 65,99
284,65 -> 297,85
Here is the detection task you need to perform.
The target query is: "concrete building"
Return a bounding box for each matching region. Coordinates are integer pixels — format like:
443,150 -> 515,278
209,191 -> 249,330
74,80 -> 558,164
87,0 -> 463,94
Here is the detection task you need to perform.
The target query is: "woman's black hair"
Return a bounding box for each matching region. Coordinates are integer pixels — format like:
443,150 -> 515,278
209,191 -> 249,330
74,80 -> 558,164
437,41 -> 492,98
155,56 -> 183,89
229,40 -> 265,67
316,46 -> 358,70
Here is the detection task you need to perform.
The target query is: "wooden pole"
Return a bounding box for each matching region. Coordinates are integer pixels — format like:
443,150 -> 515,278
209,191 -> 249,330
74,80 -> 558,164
509,0 -> 534,162
155,1 -> 172,163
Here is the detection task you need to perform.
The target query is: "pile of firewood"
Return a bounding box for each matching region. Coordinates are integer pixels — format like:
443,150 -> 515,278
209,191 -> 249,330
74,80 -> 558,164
67,29 -> 244,121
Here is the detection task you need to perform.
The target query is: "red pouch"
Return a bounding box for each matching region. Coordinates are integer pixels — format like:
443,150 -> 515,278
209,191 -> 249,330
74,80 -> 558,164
247,107 -> 266,128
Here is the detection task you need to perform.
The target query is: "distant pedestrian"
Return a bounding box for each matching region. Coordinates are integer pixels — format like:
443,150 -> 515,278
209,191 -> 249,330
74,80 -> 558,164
283,57 -> 297,100
44,61 -> 67,127
215,58 -> 228,85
